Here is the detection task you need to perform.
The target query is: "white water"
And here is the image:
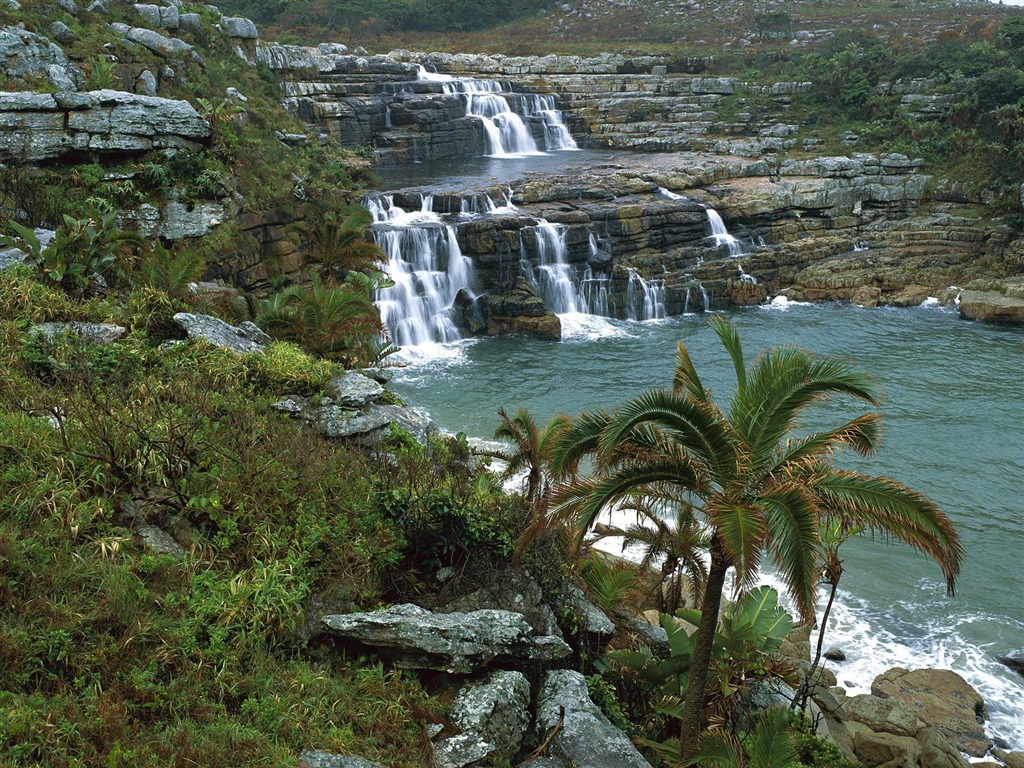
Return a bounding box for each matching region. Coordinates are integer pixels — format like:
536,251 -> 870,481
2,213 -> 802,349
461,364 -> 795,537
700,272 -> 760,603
626,268 -> 667,320
706,207 -> 747,257
416,66 -> 577,156
368,193 -> 480,351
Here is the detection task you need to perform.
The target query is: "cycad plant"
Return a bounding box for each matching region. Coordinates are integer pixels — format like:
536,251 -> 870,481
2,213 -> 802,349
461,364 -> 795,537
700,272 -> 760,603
550,315 -> 963,757
293,205 -> 385,286
255,272 -> 396,368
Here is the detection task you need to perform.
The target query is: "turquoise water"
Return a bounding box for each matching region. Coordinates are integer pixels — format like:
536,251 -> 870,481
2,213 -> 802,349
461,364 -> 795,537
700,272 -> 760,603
389,302 -> 1024,749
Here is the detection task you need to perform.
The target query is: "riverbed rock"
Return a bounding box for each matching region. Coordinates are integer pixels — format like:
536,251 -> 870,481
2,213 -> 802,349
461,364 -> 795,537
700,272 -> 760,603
536,669 -> 653,768
870,667 -> 991,756
321,603 -> 571,673
172,312 -> 270,354
432,670 -> 531,768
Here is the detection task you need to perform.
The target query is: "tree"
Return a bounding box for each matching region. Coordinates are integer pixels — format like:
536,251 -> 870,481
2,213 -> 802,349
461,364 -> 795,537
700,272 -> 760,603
478,408 -> 571,560
549,315 -> 963,759
293,205 -> 385,287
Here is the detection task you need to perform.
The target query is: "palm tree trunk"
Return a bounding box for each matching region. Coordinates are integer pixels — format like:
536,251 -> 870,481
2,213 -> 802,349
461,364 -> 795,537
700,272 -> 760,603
678,545 -> 729,758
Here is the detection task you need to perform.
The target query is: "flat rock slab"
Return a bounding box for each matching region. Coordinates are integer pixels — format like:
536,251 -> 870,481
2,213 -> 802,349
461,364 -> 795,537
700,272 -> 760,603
173,312 -> 269,354
959,290 -> 1024,325
537,669 -> 653,768
321,603 -> 571,674
871,667 -> 991,756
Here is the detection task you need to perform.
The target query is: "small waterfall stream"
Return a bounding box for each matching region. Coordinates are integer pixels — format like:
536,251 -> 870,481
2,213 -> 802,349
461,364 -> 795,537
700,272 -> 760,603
417,66 -> 578,156
706,208 -> 747,257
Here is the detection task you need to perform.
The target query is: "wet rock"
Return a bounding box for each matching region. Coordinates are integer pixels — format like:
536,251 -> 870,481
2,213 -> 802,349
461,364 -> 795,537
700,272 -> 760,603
536,669 -> 653,768
870,667 -> 991,756
321,603 -> 572,673
31,322 -> 126,345
993,749 -> 1024,768
996,653 -> 1024,677
824,646 -> 847,661
172,312 -> 270,354
433,670 -> 530,768
331,370 -> 384,407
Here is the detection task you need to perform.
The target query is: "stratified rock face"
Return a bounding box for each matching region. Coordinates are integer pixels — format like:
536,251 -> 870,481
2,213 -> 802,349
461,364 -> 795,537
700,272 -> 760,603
172,312 -> 270,354
536,669 -> 653,768
433,670 -> 531,768
0,89 -> 210,162
0,27 -> 83,91
958,281 -> 1024,325
321,603 -> 572,673
870,667 -> 991,756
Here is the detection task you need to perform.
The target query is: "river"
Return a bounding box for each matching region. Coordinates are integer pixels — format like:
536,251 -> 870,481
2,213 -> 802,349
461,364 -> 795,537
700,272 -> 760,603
386,302 -> 1024,750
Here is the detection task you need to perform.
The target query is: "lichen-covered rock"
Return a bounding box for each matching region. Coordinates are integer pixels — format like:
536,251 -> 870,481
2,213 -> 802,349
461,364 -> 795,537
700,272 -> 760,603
870,667 -> 991,756
0,26 -> 83,90
0,88 -> 210,162
321,603 -> 572,673
433,670 -> 531,768
172,312 -> 269,354
222,16 -> 258,38
371,404 -> 430,445
331,370 -> 384,407
536,669 -> 653,768
125,27 -> 193,58
558,581 -> 615,643
442,567 -> 560,636
298,752 -> 386,768
0,228 -> 53,270
31,322 -> 127,345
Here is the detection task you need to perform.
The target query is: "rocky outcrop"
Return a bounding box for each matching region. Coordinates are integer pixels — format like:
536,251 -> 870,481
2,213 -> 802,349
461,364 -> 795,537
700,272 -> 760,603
172,312 -> 270,354
870,667 -> 991,756
433,670 -> 531,768
321,603 -> 572,673
536,669 -> 653,768
331,370 -> 384,407
0,26 -> 83,91
0,89 -> 210,162
958,279 -> 1024,325
298,752 -> 386,768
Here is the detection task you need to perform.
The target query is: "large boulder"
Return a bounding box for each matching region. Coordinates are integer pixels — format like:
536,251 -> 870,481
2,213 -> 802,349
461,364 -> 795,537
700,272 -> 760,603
870,667 -> 991,756
321,603 -> 571,673
441,566 -> 560,636
172,312 -> 270,354
848,721 -> 921,768
0,26 -> 83,90
536,669 -> 653,768
843,694 -> 921,737
433,670 -> 531,768
331,370 -> 384,407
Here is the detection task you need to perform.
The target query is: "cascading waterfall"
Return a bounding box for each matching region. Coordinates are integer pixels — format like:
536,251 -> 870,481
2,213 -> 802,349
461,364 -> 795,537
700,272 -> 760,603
705,208 -> 746,257
367,193 -> 480,348
626,269 -> 667,320
522,221 -> 584,313
683,281 -> 710,314
417,66 -> 577,155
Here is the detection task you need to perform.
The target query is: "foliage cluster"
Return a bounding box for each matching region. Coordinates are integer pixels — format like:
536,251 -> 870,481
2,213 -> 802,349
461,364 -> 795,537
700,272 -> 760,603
0,267 -> 465,765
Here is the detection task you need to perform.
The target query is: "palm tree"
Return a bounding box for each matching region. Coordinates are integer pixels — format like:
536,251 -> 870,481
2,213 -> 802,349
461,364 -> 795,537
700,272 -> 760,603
293,205 -> 385,286
591,497 -> 710,614
478,408 -> 570,560
549,315 -> 963,758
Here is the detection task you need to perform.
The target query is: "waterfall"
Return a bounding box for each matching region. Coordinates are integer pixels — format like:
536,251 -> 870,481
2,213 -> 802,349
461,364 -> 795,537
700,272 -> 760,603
683,281 -> 710,314
522,221 -> 584,313
705,208 -> 746,257
626,269 -> 666,321
416,66 -> 576,156
367,193 -> 480,348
